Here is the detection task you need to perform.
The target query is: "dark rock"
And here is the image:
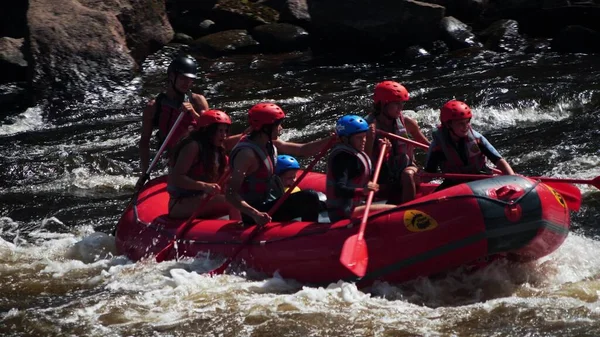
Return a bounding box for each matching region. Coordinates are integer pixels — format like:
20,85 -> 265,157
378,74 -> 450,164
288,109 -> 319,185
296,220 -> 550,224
200,19 -> 217,31
0,37 -> 28,83
440,16 -> 483,50
279,0 -> 311,27
166,0 -> 219,12
481,0 -> 600,37
173,32 -> 194,43
170,14 -> 218,38
420,0 -> 488,23
425,39 -> 450,55
211,0 -> 280,30
191,29 -> 260,56
27,0 -> 173,98
478,19 -> 525,52
116,1 -> 175,63
307,0 -> 445,52
453,0 -> 488,23
404,45 -> 432,62
252,23 -> 310,52
551,25 -> 600,54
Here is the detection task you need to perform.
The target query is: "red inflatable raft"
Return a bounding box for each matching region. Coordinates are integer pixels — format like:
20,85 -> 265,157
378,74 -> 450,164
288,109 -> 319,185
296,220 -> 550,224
115,172 -> 570,284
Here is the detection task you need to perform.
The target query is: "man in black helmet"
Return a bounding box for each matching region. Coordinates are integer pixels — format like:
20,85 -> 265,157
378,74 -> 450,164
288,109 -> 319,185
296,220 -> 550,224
138,55 -> 209,177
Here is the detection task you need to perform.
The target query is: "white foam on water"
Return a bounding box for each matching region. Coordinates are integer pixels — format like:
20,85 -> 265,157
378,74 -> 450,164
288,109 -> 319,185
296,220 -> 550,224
3,220 -> 600,336
410,99 -> 572,133
0,105 -> 47,136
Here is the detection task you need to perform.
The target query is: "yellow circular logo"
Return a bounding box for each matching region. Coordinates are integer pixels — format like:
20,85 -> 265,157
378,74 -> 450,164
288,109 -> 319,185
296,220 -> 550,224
546,185 -> 566,209
403,210 -> 439,232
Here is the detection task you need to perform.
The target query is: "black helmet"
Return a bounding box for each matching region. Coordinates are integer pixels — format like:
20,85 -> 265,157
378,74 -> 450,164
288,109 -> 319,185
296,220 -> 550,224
167,55 -> 198,79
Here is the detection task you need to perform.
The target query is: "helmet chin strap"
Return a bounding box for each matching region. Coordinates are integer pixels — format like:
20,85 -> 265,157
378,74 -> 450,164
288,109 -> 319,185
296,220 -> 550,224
169,73 -> 186,99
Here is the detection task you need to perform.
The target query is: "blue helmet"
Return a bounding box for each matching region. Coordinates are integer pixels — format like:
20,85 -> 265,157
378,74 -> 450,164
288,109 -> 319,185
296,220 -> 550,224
275,155 -> 300,175
335,115 -> 369,137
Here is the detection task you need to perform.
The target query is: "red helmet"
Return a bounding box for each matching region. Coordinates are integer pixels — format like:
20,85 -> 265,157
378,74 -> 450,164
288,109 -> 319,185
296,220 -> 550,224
373,81 -> 409,105
440,100 -> 472,124
248,103 -> 285,129
198,109 -> 232,128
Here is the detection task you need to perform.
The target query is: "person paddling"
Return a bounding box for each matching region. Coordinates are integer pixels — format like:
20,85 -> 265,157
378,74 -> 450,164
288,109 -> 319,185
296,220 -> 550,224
167,110 -> 240,219
424,100 -> 515,190
139,55 -> 209,177
225,103 -> 331,225
364,81 -> 430,204
326,115 -> 395,223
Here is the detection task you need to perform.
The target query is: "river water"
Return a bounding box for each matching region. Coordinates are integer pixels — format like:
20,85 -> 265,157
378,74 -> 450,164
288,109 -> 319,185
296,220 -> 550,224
0,45 -> 599,336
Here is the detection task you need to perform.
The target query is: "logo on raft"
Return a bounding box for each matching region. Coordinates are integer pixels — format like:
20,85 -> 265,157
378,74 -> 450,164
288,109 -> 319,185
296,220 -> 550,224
403,210 -> 438,232
545,185 -> 566,209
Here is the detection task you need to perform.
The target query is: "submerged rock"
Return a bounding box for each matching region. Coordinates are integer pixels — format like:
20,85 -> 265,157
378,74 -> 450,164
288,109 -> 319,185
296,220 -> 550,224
478,19 -> 525,53
252,23 -> 310,52
191,29 -> 260,56
440,16 -> 483,50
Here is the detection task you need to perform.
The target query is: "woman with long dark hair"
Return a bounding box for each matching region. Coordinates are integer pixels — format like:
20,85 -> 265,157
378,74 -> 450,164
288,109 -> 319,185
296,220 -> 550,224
167,109 -> 240,219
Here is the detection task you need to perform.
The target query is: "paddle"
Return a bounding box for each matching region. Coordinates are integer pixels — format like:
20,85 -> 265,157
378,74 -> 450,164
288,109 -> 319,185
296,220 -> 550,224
112,103 -> 191,237
419,172 -> 587,210
339,142 -> 389,278
206,136 -> 337,276
135,93 -> 192,191
376,129 -> 583,210
155,168 -> 232,262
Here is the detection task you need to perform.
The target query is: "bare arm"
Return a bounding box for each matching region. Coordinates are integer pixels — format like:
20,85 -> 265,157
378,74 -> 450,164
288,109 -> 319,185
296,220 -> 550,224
494,158 -> 515,175
405,117 -> 430,147
365,122 -> 376,157
224,133 -> 244,151
190,93 -> 209,119
225,149 -> 262,217
169,142 -> 213,191
139,100 -> 156,175
274,135 -> 334,157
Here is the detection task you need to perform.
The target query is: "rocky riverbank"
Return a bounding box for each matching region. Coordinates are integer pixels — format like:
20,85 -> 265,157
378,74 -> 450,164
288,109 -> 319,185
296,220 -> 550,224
1,0 -> 600,107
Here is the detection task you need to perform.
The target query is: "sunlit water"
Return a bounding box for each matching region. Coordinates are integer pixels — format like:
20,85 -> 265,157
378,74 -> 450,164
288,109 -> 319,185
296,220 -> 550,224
0,46 -> 599,336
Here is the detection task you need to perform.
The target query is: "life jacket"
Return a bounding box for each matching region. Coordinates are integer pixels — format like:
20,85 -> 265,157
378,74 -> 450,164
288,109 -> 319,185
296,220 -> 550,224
186,146 -> 229,183
431,127 -> 489,174
230,137 -> 284,207
167,142 -> 229,197
326,143 -> 372,221
152,93 -> 197,150
365,114 -> 413,179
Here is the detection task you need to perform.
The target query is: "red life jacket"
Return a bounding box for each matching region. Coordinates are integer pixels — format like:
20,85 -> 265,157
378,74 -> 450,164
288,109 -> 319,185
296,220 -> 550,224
230,137 -> 283,207
187,149 -> 229,182
167,142 -> 229,198
432,127 -> 487,174
326,143 -> 372,221
365,114 -> 413,179
152,93 -> 197,150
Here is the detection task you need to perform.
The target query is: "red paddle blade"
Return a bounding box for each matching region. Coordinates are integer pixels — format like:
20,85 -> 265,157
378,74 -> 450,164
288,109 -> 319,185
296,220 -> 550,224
340,235 -> 369,277
543,182 -> 582,211
207,257 -> 232,276
155,242 -> 175,262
